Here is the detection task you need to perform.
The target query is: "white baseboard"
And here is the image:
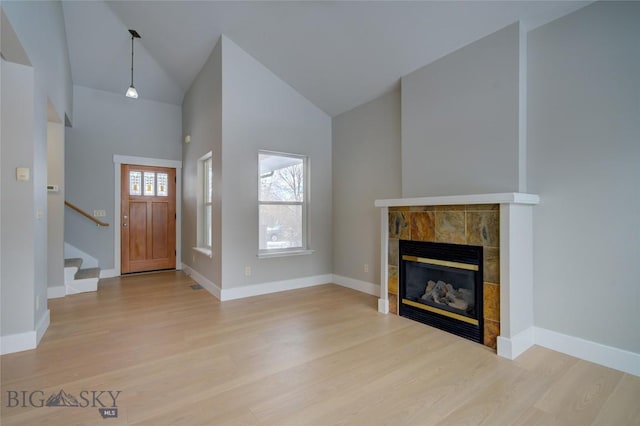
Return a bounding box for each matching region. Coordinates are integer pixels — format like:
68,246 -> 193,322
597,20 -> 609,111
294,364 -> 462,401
99,269 -> 118,278
0,331 -> 36,355
220,274 -> 333,301
534,327 -> 640,377
182,268 -> 378,303
0,310 -> 50,355
181,264 -> 221,300
35,310 -> 50,345
47,286 -> 66,299
331,275 -> 388,312
497,327 -> 535,360
332,275 -> 380,297
182,268 -> 383,303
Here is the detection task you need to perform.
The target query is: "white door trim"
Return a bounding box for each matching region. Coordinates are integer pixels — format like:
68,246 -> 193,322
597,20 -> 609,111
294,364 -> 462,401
113,155 -> 182,276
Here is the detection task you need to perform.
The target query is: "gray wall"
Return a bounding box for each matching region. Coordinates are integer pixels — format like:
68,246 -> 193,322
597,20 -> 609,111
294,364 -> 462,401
182,41 -> 223,287
220,36 -> 333,288
65,86 -> 182,269
401,23 -> 520,197
47,121 -> 65,290
1,59 -> 36,335
1,1 -> 73,123
332,88 -> 402,285
528,1 -> 640,353
1,1 -> 72,342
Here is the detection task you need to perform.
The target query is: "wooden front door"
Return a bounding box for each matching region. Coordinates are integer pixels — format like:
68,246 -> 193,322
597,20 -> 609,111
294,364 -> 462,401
121,164 -> 176,274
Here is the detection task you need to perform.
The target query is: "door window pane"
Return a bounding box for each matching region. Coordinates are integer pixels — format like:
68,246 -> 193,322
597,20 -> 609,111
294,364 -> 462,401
144,172 -> 155,196
157,173 -> 168,196
129,171 -> 142,196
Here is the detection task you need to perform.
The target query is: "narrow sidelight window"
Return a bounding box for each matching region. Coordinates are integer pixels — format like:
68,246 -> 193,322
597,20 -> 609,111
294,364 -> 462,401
198,152 -> 213,249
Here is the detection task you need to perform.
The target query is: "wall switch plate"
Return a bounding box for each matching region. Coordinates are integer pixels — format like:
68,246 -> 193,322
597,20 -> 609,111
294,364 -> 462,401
16,167 -> 30,181
93,209 -> 106,217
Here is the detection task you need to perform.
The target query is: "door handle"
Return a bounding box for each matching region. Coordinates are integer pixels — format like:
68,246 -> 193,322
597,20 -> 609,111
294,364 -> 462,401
123,223 -> 128,227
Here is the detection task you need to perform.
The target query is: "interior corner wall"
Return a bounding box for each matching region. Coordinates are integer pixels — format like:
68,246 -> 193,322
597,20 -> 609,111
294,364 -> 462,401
528,1 -> 640,354
401,23 -> 520,197
65,86 -> 182,269
1,59 -> 36,336
1,0 -> 72,350
181,40 -> 223,288
220,36 -> 332,289
47,122 -> 65,290
1,1 -> 73,124
332,89 -> 402,286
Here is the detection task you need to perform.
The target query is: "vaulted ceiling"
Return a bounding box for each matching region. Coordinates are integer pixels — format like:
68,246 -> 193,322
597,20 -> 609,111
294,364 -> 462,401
62,1 -> 588,117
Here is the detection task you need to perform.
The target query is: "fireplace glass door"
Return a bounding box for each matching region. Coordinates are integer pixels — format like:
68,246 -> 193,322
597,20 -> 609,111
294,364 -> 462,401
399,240 -> 483,343
403,257 -> 478,320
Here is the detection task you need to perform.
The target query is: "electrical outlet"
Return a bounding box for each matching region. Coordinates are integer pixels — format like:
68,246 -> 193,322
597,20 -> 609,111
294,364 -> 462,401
364,264 -> 369,273
244,266 -> 252,276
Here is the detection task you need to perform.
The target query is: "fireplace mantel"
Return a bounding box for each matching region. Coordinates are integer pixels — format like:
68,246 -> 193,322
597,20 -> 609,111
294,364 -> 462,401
374,192 -> 539,208
375,192 -> 539,360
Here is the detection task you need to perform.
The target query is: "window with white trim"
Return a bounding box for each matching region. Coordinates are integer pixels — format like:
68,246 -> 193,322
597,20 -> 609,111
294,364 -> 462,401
258,151 -> 308,253
197,152 -> 213,251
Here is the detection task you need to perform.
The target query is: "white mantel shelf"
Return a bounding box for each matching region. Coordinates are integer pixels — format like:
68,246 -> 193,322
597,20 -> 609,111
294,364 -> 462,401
376,191 -> 540,361
374,192 -> 539,208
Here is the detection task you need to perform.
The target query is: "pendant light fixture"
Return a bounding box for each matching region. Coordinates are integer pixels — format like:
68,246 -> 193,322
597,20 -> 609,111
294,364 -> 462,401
125,29 -> 141,99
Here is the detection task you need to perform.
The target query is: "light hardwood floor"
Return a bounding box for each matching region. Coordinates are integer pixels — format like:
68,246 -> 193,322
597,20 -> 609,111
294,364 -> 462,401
1,271 -> 638,425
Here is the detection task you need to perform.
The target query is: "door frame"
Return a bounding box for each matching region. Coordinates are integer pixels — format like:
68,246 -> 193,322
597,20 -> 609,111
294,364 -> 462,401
113,155 -> 182,276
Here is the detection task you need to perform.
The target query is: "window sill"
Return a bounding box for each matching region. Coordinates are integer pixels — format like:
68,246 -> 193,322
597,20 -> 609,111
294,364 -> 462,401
258,249 -> 314,259
192,247 -> 212,258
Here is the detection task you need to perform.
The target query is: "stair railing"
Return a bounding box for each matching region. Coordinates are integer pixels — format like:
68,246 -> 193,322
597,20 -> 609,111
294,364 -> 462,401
64,201 -> 109,227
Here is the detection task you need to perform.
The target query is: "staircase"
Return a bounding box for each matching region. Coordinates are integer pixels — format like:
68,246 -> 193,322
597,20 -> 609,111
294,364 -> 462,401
64,258 -> 100,295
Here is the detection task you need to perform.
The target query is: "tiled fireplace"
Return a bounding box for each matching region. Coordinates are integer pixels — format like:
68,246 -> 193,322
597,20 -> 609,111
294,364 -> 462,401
375,193 -> 539,359
388,203 -> 500,348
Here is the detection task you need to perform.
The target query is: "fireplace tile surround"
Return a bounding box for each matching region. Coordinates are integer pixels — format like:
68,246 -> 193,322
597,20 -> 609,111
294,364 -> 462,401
375,193 -> 539,360
389,203 -> 500,348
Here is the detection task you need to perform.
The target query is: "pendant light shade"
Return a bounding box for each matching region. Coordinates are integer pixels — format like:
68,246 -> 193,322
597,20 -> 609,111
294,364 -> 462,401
125,85 -> 138,99
126,29 -> 141,99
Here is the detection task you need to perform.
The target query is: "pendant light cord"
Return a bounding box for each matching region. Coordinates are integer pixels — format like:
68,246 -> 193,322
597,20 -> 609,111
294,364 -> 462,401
126,30 -> 140,98
130,35 -> 135,87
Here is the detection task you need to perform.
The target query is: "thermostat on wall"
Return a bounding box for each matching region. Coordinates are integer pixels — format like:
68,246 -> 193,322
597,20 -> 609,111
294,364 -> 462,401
47,184 -> 60,192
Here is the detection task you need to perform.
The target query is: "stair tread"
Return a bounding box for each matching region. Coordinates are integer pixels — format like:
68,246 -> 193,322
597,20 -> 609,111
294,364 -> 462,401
75,267 -> 100,280
64,258 -> 83,269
